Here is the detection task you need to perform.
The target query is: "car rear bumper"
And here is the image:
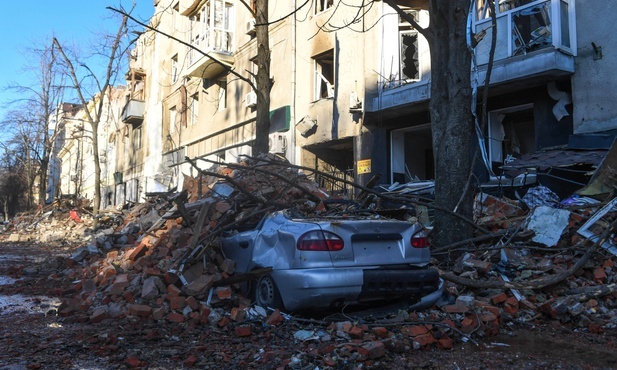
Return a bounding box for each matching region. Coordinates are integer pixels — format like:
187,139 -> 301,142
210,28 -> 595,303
272,267 -> 443,312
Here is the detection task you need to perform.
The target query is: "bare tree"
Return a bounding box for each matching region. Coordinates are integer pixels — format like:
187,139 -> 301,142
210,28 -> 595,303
241,0 -> 272,153
380,0 -> 493,247
53,13 -> 131,217
0,142 -> 28,218
1,38 -> 67,209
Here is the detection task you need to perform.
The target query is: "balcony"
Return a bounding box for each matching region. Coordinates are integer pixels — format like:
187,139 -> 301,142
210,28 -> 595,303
186,34 -> 235,79
185,0 -> 235,79
368,0 -> 576,112
121,99 -> 145,125
475,0 -> 575,60
473,0 -> 576,88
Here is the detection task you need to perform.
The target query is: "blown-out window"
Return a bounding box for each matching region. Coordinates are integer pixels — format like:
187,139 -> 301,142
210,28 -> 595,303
313,50 -> 334,100
315,0 -> 334,13
189,93 -> 199,126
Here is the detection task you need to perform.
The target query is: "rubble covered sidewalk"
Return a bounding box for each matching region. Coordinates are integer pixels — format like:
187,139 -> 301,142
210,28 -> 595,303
2,153 -> 617,368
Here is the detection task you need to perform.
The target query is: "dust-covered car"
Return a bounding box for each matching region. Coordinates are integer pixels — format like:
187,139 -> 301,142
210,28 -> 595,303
220,209 -> 443,312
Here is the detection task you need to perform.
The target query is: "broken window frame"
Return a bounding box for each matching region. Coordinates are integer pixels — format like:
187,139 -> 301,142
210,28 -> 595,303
315,0 -> 334,14
313,50 -> 335,101
171,54 -> 179,84
399,30 -> 420,84
577,198 -> 617,257
382,8 -> 422,90
169,106 -> 177,134
473,0 -> 577,60
132,124 -> 142,150
486,103 -> 535,173
189,93 -> 199,126
217,77 -> 227,111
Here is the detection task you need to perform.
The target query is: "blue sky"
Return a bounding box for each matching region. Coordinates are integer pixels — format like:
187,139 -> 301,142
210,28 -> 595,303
0,1 -> 153,131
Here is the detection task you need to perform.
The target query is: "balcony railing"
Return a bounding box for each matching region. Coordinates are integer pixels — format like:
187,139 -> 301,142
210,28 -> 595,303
188,29 -> 233,66
121,99 -> 145,124
473,0 -> 576,65
186,0 -> 235,79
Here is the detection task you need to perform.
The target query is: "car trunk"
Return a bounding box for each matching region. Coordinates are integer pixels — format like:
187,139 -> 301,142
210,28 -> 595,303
322,220 -> 430,267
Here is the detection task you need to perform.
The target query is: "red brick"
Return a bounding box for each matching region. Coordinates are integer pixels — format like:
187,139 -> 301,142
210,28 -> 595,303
152,307 -> 166,320
339,322 -> 353,333
323,356 -> 336,367
320,344 -> 336,354
145,267 -> 162,277
372,327 -> 389,339
230,307 -> 246,322
503,304 -> 518,316
122,290 -> 135,303
603,259 -> 614,269
265,309 -> 284,326
362,341 -> 385,359
589,324 -> 604,334
170,296 -> 186,311
156,247 -> 170,259
216,287 -> 232,300
125,357 -> 143,368
184,355 -> 198,367
199,305 -> 211,324
264,350 -> 291,362
491,293 -> 508,305
128,304 -> 152,318
401,325 -> 429,337
505,297 -> 519,308
127,243 -> 148,261
167,312 -> 185,323
412,333 -> 436,347
349,326 -> 364,339
215,201 -> 232,213
476,302 -> 500,317
460,317 -> 479,334
217,317 -> 230,327
438,337 -> 454,349
189,311 -> 200,322
90,307 -> 110,323
108,281 -> 128,296
235,325 -> 252,337
186,296 -> 199,310
443,304 -> 469,314
593,267 -> 607,282
164,272 -> 180,285
479,313 -> 498,323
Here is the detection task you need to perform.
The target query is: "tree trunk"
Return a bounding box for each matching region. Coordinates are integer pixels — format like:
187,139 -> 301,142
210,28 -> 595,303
92,124 -> 101,215
38,158 -> 48,207
428,1 -> 474,247
253,0 -> 272,154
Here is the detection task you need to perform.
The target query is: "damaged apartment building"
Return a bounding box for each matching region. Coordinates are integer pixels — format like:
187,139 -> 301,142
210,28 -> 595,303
51,0 -> 617,206
363,0 -> 617,197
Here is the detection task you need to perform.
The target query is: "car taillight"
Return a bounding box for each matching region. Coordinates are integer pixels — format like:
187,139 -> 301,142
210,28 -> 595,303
297,231 -> 344,251
411,236 -> 430,248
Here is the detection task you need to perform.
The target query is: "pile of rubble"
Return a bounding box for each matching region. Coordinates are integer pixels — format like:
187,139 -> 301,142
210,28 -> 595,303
3,153 -> 617,366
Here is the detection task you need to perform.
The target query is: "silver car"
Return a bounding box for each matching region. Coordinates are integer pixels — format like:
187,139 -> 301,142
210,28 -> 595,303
220,210 -> 443,312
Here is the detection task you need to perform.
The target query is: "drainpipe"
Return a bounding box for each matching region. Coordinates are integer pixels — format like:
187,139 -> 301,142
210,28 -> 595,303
289,1 -> 297,165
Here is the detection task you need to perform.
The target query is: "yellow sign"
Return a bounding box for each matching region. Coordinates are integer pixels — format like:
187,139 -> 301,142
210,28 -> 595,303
357,159 -> 371,174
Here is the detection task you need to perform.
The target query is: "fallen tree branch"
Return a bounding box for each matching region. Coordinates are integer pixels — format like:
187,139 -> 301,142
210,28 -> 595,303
439,217 -> 617,290
239,155 -> 492,235
564,283 -> 617,299
197,157 -> 323,204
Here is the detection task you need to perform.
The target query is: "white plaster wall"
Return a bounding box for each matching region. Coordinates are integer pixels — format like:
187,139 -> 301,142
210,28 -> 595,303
572,1 -> 617,134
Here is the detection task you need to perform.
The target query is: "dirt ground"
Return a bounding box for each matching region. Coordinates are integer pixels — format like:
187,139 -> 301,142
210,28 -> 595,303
2,241 -> 617,370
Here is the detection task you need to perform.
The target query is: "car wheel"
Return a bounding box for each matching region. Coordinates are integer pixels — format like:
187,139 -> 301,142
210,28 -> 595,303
254,275 -> 284,310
